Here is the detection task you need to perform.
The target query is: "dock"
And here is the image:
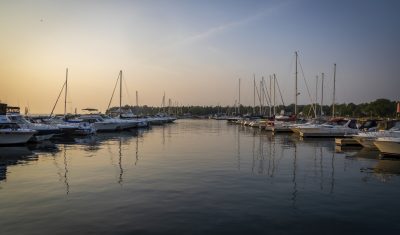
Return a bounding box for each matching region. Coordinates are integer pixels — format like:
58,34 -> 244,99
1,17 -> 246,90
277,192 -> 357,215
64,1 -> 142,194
335,138 -> 362,147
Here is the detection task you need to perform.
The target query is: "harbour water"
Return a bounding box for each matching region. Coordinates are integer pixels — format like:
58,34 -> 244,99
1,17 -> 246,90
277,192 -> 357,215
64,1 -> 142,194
1,119 -> 399,234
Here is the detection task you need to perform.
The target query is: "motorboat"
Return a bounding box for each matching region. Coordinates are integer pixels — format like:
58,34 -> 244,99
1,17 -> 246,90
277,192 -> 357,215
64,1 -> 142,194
374,137 -> 400,156
249,119 -> 263,128
290,119 -> 326,134
271,121 -> 295,133
147,113 -> 176,125
41,116 -> 96,136
297,118 -> 359,137
70,115 -> 121,132
7,112 -> 61,141
353,121 -> 400,149
0,114 -> 36,145
100,114 -> 138,130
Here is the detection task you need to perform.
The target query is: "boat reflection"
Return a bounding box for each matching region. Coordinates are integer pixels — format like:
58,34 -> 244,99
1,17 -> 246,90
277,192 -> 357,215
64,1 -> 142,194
0,145 -> 52,182
238,127 -> 339,203
343,148 -> 400,181
0,128 -> 147,191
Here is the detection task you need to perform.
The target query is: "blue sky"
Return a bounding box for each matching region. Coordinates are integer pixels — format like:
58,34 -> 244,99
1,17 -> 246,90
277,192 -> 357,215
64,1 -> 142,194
0,0 -> 399,113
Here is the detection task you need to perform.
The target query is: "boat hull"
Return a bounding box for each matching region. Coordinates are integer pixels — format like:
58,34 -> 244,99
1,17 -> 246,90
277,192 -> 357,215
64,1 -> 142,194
374,140 -> 400,156
298,127 -> 358,138
0,131 -> 36,145
352,136 -> 377,149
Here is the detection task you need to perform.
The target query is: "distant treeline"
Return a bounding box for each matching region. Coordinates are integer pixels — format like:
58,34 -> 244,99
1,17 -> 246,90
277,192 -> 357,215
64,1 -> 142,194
108,99 -> 399,118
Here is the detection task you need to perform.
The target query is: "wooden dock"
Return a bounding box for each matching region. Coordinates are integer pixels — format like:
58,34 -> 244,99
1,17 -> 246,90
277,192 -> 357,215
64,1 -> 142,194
335,138 -> 362,146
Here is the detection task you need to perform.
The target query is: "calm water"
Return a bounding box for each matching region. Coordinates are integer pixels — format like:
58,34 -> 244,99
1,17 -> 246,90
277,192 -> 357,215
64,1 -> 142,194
1,119 -> 400,235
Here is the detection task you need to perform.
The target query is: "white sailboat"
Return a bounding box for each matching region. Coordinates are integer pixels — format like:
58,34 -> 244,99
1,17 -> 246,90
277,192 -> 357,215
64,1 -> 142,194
49,68 -> 96,135
106,70 -> 149,129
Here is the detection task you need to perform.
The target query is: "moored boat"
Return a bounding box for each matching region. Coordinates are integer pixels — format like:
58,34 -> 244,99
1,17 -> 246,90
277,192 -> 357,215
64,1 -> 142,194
374,137 -> 400,156
7,109 -> 61,141
353,121 -> 400,149
0,105 -> 36,145
297,118 -> 358,137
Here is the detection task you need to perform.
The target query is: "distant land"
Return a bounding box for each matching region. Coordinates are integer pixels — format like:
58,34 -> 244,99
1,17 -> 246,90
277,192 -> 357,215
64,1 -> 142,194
106,98 -> 400,118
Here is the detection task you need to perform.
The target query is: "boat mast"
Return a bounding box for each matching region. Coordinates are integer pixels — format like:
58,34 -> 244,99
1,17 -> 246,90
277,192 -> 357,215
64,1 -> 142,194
260,79 -> 263,115
295,51 -> 298,116
332,64 -> 336,118
50,69 -> 67,117
321,73 -> 324,116
273,74 -> 276,116
162,92 -> 165,113
64,68 -> 68,116
315,75 -> 318,118
119,70 -> 122,118
269,75 -> 272,117
253,74 -> 256,115
136,90 -> 139,107
238,78 -> 241,115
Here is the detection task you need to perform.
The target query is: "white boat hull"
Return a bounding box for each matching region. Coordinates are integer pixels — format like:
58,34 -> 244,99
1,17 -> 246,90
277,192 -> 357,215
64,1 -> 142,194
299,127 -> 358,137
374,139 -> 400,156
272,126 -> 293,133
93,122 -> 120,132
31,134 -> 55,142
0,131 -> 36,145
353,136 -> 377,149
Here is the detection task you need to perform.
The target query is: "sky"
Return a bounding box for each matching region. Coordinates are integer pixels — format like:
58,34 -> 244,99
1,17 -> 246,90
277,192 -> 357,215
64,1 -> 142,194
0,0 -> 399,114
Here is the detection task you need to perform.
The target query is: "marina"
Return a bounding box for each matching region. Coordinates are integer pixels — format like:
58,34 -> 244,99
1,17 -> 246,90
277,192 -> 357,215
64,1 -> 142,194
1,1 -> 400,234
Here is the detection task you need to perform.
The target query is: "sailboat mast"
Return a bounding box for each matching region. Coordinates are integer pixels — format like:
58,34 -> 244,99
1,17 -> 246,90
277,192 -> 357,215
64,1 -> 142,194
332,64 -> 336,118
136,90 -> 139,107
253,74 -> 256,115
260,79 -> 263,115
321,73 -> 324,116
238,78 -> 241,115
273,74 -> 276,116
162,92 -> 166,113
269,75 -> 272,117
64,68 -> 68,116
119,70 -> 122,117
295,51 -> 298,116
315,75 -> 318,118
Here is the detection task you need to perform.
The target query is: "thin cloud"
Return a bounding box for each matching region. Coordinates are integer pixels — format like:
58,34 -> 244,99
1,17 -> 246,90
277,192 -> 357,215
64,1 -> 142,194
175,2 -> 289,46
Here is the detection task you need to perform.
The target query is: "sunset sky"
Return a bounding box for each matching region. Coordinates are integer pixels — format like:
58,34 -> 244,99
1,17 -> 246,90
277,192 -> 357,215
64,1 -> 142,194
0,0 -> 399,114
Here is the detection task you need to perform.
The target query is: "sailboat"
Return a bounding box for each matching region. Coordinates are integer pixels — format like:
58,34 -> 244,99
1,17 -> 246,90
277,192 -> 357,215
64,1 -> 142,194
48,68 -> 96,135
293,64 -> 359,137
106,70 -> 149,129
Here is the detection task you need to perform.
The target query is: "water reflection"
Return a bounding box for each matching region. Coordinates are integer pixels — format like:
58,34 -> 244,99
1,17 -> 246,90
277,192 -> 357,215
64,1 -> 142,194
341,147 -> 400,181
0,147 -> 36,181
0,143 -> 60,182
235,126 -> 346,198
1,120 -> 400,234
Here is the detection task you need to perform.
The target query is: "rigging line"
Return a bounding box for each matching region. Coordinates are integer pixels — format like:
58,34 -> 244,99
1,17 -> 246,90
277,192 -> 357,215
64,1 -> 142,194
298,58 -> 317,117
275,75 -> 286,107
50,80 -> 66,117
262,77 -> 272,106
263,84 -> 271,107
107,73 -> 120,111
123,76 -> 134,106
255,79 -> 262,105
